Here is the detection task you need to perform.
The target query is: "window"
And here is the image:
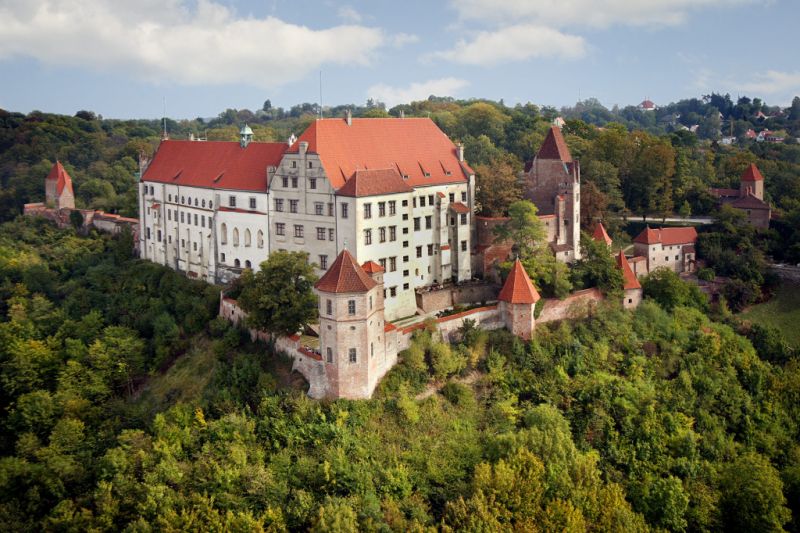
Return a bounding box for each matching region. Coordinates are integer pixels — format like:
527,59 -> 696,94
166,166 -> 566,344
308,161 -> 313,169
220,252 -> 226,262
349,348 -> 357,363
675,255 -> 679,260
291,177 -> 298,188
229,195 -> 236,207
292,161 -> 297,168
371,343 -> 374,357
167,210 -> 172,221
379,258 -> 387,270
428,194 -> 434,205
449,193 -> 455,202
403,269 -> 409,277
168,194 -> 172,202
402,200 -> 408,207
389,201 -> 396,215
180,212 -> 185,223
157,230 -> 161,242
309,178 -> 316,189
328,203 -> 334,216
275,198 -> 284,212
181,196 -> 185,204
220,223 -> 227,244
364,203 -> 372,219
257,230 -> 264,248
194,198 -> 198,207
403,255 -> 409,263
289,200 -> 298,213
461,240 -> 467,251
403,227 -> 408,234
168,236 -> 172,244
245,260 -> 252,269
414,217 -> 421,231
201,216 -> 205,228
389,287 -> 397,297
420,196 -> 426,207
326,347 -> 333,363
378,202 -> 386,217
244,229 -> 251,247
314,202 -> 324,215
461,191 -> 467,202
389,257 -> 397,272
181,239 -> 185,248
416,246 -> 422,258
379,227 -> 386,243
209,201 -> 213,209
326,299 -> 332,315
348,300 -> 356,315
275,222 -> 285,235
450,217 -> 455,226
294,225 -> 304,238
316,227 -> 326,240
389,226 -> 396,241
364,229 -> 372,245
328,228 -> 335,241
202,199 -> 206,208
249,197 -> 256,209
150,186 -> 154,195
425,216 -> 432,229
194,214 -> 198,226
234,259 -> 240,267
282,177 -> 288,187
341,203 -> 348,218
403,283 -> 409,290
369,295 -> 373,310
233,228 -> 239,246
428,244 -> 434,256
319,255 -> 328,270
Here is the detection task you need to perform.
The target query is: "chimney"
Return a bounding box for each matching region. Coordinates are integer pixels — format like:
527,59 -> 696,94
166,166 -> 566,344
400,110 -> 405,119
456,143 -> 464,162
345,109 -> 352,126
299,141 -> 308,156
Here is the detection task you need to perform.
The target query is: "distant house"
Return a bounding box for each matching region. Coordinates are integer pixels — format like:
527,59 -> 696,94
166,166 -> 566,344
710,163 -> 771,229
638,99 -> 657,111
744,129 -> 757,140
632,226 -> 698,275
720,136 -> 737,146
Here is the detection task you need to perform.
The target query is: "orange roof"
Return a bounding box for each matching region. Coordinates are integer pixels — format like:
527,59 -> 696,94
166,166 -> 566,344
536,126 -> 572,162
634,226 -> 697,246
315,250 -> 377,293
336,168 -> 412,197
498,259 -> 541,304
616,251 -> 641,290
592,222 -> 612,246
290,118 -> 473,190
142,140 -> 287,191
741,163 -> 764,182
449,202 -> 470,214
46,161 -> 74,196
361,260 -> 385,274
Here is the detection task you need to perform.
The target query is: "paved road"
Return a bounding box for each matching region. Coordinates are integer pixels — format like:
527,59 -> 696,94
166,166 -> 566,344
627,216 -> 714,225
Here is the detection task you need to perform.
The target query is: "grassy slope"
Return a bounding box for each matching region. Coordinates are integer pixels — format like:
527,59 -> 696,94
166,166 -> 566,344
740,282 -> 800,347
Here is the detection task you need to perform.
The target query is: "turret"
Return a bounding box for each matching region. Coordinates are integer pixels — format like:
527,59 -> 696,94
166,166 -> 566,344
497,259 -> 540,340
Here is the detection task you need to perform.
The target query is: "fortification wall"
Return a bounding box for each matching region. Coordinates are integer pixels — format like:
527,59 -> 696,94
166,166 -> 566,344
538,288 -> 604,324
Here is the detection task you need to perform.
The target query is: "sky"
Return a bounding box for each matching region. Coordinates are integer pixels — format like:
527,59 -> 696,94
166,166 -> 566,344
1,0 -> 799,119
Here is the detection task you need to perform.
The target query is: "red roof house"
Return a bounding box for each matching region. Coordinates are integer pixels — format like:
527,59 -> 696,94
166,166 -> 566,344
633,226 -> 697,246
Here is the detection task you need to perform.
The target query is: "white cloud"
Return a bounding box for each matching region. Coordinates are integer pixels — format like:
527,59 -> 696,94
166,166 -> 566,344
430,25 -> 586,65
337,5 -> 362,24
391,33 -> 420,48
367,78 -> 470,107
737,70 -> 800,96
0,0 -> 386,88
449,0 -> 757,29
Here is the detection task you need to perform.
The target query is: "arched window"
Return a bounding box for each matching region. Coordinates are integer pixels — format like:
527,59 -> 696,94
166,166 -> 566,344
245,260 -> 252,269
209,201 -> 213,209
194,198 -> 198,207
220,252 -> 226,262
220,223 -> 228,244
257,230 -> 264,248
202,199 -> 206,208
233,228 -> 239,246
181,196 -> 185,204
244,229 -> 251,247
234,258 -> 241,268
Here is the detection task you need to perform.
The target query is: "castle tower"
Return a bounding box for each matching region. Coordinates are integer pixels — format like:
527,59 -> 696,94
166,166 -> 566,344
523,126 -> 581,262
497,259 -> 541,340
592,222 -> 613,246
740,163 -> 764,200
616,250 -> 642,309
314,250 -> 389,399
45,161 -> 75,210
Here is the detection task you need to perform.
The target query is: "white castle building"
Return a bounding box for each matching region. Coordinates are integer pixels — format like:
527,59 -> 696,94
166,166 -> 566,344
139,115 -> 476,321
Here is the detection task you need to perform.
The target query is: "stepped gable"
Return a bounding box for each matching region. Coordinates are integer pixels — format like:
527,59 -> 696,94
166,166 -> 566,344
634,226 -> 697,245
290,117 -> 473,189
337,168 -> 413,197
741,163 -> 764,182
616,251 -> 641,290
315,250 -> 377,293
536,126 -> 573,162
47,161 -> 74,196
592,222 -> 613,246
498,259 -> 541,304
142,140 -> 288,191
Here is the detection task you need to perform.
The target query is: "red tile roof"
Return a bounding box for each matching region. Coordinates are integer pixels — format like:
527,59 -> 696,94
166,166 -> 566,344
315,250 -> 377,293
536,126 -> 572,162
142,140 -> 288,191
498,259 -> 541,304
290,118 -> 473,190
336,168 -> 413,197
731,193 -> 769,209
616,251 -> 641,290
592,222 -> 612,245
361,260 -> 385,274
449,202 -> 470,214
710,187 -> 740,198
634,226 -> 698,246
47,161 -> 74,196
639,99 -> 656,109
741,163 -> 764,182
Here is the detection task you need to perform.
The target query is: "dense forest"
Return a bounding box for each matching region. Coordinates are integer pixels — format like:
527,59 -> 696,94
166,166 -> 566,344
0,219 -> 798,531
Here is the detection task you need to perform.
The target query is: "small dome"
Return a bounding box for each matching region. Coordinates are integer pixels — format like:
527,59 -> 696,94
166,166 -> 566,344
240,124 -> 254,136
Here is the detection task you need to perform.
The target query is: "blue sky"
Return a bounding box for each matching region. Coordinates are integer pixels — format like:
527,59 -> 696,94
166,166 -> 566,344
1,0 -> 799,119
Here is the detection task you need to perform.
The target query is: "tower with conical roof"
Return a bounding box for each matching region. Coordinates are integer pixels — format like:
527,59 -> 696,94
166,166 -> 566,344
45,161 -> 75,210
497,259 -> 541,340
523,126 -> 581,262
739,163 -> 764,200
314,249 -> 394,399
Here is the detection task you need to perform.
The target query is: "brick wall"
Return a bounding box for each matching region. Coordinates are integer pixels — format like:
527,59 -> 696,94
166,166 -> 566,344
538,288 -> 604,324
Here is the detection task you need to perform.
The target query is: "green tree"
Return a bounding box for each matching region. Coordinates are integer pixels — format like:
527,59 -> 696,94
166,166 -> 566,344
475,153 -> 523,216
570,232 -> 623,294
238,251 -> 318,337
719,452 -> 791,532
642,268 -> 708,311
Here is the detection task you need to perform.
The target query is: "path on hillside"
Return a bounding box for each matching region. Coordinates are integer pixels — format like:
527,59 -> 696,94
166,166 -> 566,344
629,216 -> 714,225
415,371 -> 482,401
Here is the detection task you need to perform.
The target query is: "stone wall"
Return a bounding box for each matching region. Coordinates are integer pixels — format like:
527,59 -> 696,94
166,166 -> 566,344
24,203 -> 139,253
537,288 -> 604,324
415,281 -> 498,314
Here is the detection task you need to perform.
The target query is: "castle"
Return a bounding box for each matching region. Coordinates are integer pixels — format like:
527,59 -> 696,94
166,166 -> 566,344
710,163 -> 771,229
